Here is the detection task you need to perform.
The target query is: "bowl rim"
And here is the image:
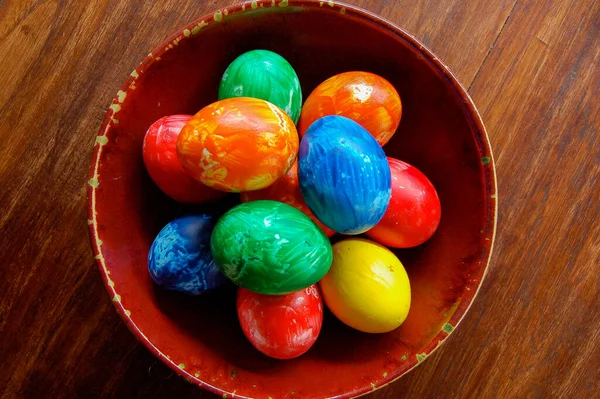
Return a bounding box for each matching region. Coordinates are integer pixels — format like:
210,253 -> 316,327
86,0 -> 498,398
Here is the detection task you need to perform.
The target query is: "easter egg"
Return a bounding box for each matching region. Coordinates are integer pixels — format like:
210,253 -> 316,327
319,238 -> 411,333
219,50 -> 302,124
240,161 -> 335,238
142,115 -> 226,203
298,116 -> 391,234
148,215 -> 227,295
299,71 -> 402,145
177,97 -> 299,192
210,200 -> 333,294
237,285 -> 323,359
367,158 -> 441,248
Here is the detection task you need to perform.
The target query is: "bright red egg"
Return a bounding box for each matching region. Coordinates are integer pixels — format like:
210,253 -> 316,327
142,115 -> 226,203
366,157 -> 441,248
240,161 -> 335,237
237,285 -> 323,360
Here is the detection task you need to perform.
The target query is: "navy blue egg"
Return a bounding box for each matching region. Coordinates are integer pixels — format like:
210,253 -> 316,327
298,116 -> 391,234
148,214 -> 227,295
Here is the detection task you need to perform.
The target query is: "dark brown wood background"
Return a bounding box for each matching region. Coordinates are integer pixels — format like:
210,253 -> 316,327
1,0 -> 599,397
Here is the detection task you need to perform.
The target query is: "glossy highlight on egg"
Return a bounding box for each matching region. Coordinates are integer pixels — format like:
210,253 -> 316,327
299,71 -> 402,145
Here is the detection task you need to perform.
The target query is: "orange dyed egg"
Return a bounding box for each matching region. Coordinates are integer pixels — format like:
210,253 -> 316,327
177,98 -> 299,192
241,161 -> 335,237
298,71 -> 402,146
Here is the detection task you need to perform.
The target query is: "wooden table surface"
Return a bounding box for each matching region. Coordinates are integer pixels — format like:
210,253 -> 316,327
1,0 -> 599,397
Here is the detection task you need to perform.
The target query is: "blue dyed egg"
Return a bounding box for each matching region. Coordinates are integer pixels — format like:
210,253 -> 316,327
148,215 -> 226,295
298,116 -> 391,234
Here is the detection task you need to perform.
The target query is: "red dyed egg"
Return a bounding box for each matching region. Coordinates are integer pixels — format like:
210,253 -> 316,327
237,285 -> 323,360
366,158 -> 441,248
240,161 -> 335,237
298,71 -> 402,146
142,115 -> 226,203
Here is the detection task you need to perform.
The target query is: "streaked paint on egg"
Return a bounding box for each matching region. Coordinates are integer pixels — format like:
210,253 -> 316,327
176,98 -> 299,192
237,285 -> 323,359
298,115 -> 391,234
142,115 -> 226,203
210,201 -> 333,294
148,215 -> 227,295
241,161 -> 335,237
366,157 -> 441,248
299,71 -> 402,145
319,238 -> 411,333
219,50 -> 302,124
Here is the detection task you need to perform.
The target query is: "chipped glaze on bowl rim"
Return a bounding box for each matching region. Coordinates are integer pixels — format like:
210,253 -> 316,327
87,0 -> 498,397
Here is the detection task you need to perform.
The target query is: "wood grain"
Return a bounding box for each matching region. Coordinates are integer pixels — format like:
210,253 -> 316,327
0,0 -> 598,397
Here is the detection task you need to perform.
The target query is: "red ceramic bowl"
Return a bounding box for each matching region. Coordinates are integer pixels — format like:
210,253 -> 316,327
87,1 -> 497,398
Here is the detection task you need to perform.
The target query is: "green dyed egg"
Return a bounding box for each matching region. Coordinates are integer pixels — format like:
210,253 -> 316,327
218,50 -> 302,124
210,200 -> 332,294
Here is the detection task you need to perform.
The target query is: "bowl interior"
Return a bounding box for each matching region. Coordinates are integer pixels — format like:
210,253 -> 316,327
89,2 -> 496,398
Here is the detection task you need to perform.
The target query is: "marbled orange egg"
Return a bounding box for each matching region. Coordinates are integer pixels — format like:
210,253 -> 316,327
241,161 -> 335,237
298,71 -> 402,146
177,98 -> 299,192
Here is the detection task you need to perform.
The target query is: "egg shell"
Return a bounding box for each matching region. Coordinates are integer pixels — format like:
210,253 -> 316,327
210,200 -> 333,295
219,50 -> 302,124
298,71 -> 402,145
142,115 -> 226,203
240,161 -> 335,237
298,115 -> 391,234
366,158 -> 441,248
148,215 -> 227,295
319,238 -> 411,333
237,285 -> 323,359
176,97 -> 299,192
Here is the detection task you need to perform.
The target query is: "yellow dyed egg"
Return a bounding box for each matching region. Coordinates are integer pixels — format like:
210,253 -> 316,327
319,238 -> 411,333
